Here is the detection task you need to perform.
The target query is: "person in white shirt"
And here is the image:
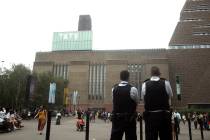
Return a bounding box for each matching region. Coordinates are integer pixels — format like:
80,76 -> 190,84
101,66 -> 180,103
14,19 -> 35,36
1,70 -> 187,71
0,107 -> 6,123
141,66 -> 173,140
110,70 -> 139,140
0,107 -> 6,119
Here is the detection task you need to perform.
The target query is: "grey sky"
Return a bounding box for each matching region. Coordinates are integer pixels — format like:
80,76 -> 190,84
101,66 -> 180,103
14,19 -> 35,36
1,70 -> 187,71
0,0 -> 185,69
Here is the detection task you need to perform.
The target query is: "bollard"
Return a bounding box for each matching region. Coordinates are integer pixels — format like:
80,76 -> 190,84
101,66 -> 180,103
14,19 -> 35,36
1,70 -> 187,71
187,118 -> 192,140
174,117 -> 179,140
45,110 -> 52,140
139,115 -> 143,140
85,111 -> 90,140
199,121 -> 204,140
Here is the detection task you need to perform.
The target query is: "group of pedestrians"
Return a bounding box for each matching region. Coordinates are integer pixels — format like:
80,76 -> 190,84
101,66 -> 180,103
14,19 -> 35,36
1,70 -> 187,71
191,112 -> 209,130
89,110 -> 111,123
1,67 -> 209,140
0,107 -> 23,132
173,111 -> 210,132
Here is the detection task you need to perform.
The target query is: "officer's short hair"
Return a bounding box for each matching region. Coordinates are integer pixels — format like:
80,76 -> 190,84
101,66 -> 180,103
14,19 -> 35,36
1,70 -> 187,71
120,70 -> 129,81
151,66 -> 161,76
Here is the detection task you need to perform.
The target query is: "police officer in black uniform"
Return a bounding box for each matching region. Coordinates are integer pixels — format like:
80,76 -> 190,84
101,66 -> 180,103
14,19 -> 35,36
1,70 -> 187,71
142,66 -> 173,140
110,70 -> 138,140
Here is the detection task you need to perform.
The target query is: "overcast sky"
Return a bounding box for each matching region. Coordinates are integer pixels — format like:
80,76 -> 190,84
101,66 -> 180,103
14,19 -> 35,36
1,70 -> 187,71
0,0 -> 185,69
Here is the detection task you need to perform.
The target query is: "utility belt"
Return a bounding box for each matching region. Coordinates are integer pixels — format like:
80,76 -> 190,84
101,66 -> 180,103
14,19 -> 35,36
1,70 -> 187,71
111,112 -> 137,122
143,110 -> 171,120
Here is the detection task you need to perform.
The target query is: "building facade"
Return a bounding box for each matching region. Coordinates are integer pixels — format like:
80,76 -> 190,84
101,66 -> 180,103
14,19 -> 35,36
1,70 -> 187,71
33,48 -> 210,111
169,0 -> 210,49
34,10 -> 210,111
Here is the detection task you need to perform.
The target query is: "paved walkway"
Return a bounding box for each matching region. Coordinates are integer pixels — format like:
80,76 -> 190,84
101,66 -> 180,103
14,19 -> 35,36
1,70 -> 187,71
0,117 -> 209,140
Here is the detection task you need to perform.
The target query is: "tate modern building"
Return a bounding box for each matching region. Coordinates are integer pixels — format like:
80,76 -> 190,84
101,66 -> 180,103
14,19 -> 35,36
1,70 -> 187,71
34,8 -> 210,111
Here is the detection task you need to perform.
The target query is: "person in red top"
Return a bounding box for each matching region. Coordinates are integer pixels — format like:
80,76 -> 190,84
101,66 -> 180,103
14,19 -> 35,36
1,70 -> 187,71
76,113 -> 85,131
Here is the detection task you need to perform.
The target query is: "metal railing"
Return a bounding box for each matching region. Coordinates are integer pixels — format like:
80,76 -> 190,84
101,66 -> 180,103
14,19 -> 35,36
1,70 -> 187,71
44,111 -> 206,140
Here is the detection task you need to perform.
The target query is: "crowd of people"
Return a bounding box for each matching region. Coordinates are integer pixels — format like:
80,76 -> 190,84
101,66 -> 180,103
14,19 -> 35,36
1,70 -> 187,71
1,67 -> 210,140
0,107 -> 23,132
0,105 -> 210,139
172,111 -> 210,131
73,109 -> 112,131
89,110 -> 111,123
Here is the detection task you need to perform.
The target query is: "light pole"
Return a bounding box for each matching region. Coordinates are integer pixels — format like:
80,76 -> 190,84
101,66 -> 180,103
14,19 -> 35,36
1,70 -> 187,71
46,82 -> 56,140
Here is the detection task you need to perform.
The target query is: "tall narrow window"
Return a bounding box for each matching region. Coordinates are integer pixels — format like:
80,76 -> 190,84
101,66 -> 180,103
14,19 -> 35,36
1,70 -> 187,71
103,64 -> 106,99
89,63 -> 106,101
92,65 -> 96,100
176,75 -> 182,101
128,64 -> 143,100
53,64 -> 69,80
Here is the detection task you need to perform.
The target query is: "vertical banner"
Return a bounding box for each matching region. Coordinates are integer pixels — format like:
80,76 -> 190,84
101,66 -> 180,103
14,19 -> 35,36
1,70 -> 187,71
63,88 -> 69,105
176,75 -> 181,100
72,90 -> 78,105
48,82 -> 56,104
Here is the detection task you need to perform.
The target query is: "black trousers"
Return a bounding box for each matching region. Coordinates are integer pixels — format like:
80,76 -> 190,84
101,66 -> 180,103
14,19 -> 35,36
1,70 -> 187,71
110,118 -> 137,140
144,111 -> 172,140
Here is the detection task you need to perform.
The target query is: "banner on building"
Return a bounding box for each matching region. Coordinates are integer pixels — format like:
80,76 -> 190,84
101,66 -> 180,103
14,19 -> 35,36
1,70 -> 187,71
72,90 -> 79,105
63,88 -> 69,105
48,82 -> 56,104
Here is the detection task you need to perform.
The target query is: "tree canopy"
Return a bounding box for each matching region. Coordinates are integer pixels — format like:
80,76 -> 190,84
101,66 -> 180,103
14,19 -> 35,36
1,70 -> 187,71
0,64 -> 67,111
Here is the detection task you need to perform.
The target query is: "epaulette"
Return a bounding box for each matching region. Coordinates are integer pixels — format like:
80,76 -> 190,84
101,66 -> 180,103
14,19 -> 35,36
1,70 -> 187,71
113,83 -> 119,89
160,77 -> 166,81
128,83 -> 133,87
143,78 -> 150,82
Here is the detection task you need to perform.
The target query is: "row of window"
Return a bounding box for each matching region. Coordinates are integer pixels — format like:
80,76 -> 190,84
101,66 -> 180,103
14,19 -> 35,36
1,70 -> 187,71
192,24 -> 210,28
128,64 -> 142,71
52,64 -> 68,80
52,63 -> 145,100
52,41 -> 92,50
170,45 -> 210,49
182,18 -> 203,22
193,32 -> 210,36
184,9 -> 209,12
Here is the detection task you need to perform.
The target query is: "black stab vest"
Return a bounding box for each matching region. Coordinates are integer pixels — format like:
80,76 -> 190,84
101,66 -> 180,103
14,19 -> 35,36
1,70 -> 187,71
144,79 -> 169,111
112,84 -> 137,113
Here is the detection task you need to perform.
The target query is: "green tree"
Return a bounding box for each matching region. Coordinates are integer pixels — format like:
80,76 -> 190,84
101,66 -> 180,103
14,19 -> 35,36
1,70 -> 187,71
0,65 -> 67,111
32,72 -> 67,110
0,64 -> 31,109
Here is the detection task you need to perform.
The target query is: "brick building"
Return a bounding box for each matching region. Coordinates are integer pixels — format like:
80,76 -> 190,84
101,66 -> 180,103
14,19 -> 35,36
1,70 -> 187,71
169,0 -> 210,49
33,48 -> 210,111
33,5 -> 210,111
